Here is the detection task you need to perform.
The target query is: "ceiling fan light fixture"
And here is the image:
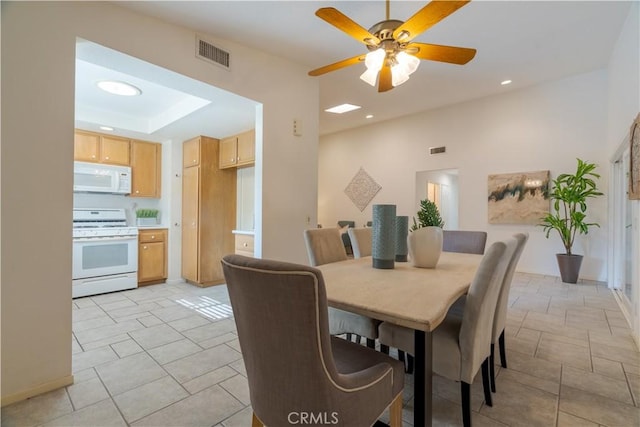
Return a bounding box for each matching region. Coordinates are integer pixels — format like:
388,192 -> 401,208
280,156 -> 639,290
397,52 -> 420,75
360,68 -> 379,86
391,63 -> 410,87
364,48 -> 386,71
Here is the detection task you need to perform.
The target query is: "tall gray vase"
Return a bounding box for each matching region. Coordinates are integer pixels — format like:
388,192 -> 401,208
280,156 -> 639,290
395,216 -> 409,262
372,204 -> 396,269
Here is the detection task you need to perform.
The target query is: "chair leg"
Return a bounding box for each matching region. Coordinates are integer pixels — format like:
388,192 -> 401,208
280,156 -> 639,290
461,382 -> 471,427
389,393 -> 403,427
499,330 -> 507,368
380,344 -> 390,354
490,343 -> 496,393
346,333 -> 353,342
407,354 -> 414,374
252,412 -> 264,427
366,338 -> 375,349
356,334 -> 363,344
481,358 -> 493,407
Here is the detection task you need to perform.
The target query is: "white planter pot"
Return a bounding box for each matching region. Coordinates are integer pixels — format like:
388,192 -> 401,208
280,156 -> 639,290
407,226 -> 443,268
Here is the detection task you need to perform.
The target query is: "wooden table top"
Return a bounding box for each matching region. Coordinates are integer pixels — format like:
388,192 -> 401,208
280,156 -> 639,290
317,252 -> 482,332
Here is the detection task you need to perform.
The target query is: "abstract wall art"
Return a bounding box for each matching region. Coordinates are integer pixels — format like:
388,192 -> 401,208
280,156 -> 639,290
488,170 -> 550,224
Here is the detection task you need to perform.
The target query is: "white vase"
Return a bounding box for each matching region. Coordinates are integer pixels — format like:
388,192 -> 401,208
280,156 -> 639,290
407,226 -> 443,268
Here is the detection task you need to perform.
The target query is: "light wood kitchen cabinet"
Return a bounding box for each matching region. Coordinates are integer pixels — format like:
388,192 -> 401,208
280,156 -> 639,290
234,233 -> 254,257
182,136 -> 236,286
183,137 -> 201,168
138,229 -> 167,285
219,129 -> 255,169
74,130 -> 129,165
131,140 -> 161,198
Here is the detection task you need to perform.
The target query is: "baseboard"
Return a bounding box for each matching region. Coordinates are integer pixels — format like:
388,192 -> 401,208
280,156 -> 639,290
1,375 -> 74,407
612,289 -> 640,351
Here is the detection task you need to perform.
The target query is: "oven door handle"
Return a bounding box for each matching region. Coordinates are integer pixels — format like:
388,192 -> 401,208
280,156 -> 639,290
73,236 -> 138,242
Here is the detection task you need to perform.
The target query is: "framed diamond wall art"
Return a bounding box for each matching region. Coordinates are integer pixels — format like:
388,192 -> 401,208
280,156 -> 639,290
344,167 -> 382,211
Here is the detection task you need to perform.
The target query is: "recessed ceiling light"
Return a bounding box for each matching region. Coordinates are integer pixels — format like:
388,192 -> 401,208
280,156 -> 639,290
97,80 -> 142,96
99,126 -> 114,131
366,115 -> 374,119
501,80 -> 512,86
324,103 -> 361,114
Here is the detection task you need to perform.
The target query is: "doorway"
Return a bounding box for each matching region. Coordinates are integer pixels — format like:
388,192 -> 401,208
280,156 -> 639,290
415,168 -> 459,229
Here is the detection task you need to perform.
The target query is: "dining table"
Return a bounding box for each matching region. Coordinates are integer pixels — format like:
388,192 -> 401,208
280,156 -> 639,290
316,252 -> 482,427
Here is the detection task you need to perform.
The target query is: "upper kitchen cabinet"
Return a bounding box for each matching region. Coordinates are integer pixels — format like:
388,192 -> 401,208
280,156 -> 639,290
74,130 -> 129,165
130,140 -> 161,198
183,137 -> 201,168
219,129 -> 255,169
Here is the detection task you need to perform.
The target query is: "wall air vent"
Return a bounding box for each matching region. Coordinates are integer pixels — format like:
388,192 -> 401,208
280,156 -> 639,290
196,36 -> 230,70
429,146 -> 446,155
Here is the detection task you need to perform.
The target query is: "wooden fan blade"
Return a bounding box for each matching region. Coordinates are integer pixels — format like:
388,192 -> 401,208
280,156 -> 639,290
316,7 -> 380,46
409,43 -> 476,64
393,1 -> 470,43
378,63 -> 393,92
308,54 -> 366,76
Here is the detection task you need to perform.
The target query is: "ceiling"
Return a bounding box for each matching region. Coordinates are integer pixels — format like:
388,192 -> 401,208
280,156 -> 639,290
76,1 -> 632,141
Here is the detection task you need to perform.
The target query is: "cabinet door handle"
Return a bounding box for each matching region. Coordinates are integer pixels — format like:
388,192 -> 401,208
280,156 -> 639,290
243,243 -> 248,247
91,155 -> 96,159
151,235 -> 156,239
192,159 -> 196,163
105,156 -> 110,160
135,190 -> 140,194
143,245 -> 148,250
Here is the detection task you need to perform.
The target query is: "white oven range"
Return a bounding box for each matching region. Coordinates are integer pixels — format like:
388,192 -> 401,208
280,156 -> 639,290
72,208 -> 138,298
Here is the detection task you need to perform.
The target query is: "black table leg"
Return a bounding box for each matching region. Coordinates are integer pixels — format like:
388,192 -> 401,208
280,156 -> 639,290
414,330 -> 433,427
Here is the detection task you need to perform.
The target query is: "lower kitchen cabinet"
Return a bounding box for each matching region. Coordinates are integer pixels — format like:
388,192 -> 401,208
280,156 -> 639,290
138,228 -> 167,285
234,233 -> 254,257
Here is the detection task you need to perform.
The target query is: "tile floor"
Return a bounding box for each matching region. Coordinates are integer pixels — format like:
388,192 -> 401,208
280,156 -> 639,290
2,273 -> 640,426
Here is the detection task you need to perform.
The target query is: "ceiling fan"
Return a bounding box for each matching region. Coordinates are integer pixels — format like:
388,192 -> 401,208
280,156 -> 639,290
308,0 -> 476,92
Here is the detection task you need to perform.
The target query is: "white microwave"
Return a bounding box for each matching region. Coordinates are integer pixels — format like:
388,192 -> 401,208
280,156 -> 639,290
73,161 -> 132,195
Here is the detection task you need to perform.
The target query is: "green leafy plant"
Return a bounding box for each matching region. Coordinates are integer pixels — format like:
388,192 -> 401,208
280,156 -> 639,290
136,209 -> 159,219
539,158 -> 603,255
410,199 -> 444,231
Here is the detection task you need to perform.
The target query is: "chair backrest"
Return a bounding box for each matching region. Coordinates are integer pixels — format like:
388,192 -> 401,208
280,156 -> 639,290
303,228 -> 348,266
443,230 -> 487,254
347,227 -> 372,258
492,233 -> 529,342
221,255 -> 342,425
337,220 -> 355,228
458,237 -> 517,383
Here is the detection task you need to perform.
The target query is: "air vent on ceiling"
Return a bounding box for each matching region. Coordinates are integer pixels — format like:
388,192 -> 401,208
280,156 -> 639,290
430,146 -> 446,155
196,36 -> 230,70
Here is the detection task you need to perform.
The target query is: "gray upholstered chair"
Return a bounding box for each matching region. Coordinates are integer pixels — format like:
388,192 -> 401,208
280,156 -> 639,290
449,233 -> 529,393
347,227 -> 372,258
221,255 -> 404,427
378,238 -> 517,427
337,220 -> 355,255
443,230 -> 488,254
303,228 -> 380,348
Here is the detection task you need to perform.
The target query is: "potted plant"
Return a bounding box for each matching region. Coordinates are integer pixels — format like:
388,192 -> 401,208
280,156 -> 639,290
408,199 -> 444,268
136,208 -> 159,226
539,158 -> 603,283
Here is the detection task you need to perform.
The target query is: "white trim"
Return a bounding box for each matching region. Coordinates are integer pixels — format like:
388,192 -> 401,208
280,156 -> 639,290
1,375 -> 74,407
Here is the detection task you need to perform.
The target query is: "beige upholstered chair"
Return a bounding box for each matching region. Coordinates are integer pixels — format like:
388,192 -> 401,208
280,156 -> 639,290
303,228 -> 380,347
378,238 -> 517,427
221,255 -> 404,427
449,233 -> 529,392
443,230 -> 488,254
347,227 -> 372,258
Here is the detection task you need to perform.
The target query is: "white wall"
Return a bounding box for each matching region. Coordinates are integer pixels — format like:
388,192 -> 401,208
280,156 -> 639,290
1,1 -> 318,403
320,70 -> 609,281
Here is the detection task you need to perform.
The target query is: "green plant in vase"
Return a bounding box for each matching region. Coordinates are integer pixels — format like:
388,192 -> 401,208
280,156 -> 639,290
539,158 -> 602,283
136,209 -> 159,226
408,199 -> 444,268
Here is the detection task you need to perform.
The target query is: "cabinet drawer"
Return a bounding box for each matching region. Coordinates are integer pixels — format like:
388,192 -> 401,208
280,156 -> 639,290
235,234 -> 254,253
139,229 -> 166,243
